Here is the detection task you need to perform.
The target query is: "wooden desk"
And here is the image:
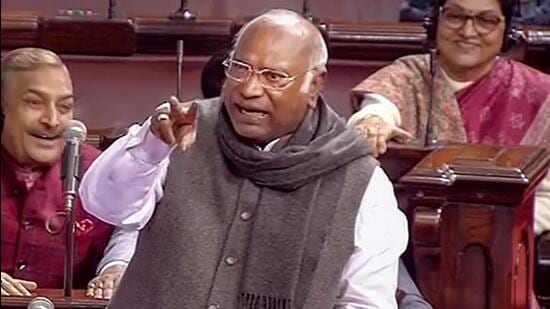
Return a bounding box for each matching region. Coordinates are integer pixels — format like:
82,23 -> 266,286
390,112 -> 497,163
380,144 -> 550,309
1,289 -> 107,308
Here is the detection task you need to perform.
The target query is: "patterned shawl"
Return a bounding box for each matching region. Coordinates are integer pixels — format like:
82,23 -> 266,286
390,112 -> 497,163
350,54 -> 550,148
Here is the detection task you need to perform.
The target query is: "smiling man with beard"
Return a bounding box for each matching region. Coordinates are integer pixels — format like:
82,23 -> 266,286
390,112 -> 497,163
0,48 -> 136,299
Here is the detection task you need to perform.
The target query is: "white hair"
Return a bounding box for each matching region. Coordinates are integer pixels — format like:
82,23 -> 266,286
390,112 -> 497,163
232,9 -> 328,72
1,48 -> 66,106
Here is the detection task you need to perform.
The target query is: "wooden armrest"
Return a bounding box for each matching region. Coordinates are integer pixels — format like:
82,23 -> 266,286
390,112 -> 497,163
0,289 -> 107,308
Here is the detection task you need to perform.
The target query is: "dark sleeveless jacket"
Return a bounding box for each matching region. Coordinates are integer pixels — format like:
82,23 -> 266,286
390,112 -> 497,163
110,98 -> 377,309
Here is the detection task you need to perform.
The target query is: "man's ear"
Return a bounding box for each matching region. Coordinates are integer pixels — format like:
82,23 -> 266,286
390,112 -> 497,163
305,71 -> 326,108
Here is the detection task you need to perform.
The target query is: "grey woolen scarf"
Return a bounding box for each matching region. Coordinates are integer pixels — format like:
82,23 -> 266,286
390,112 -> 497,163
218,97 -> 373,191
218,98 -> 374,307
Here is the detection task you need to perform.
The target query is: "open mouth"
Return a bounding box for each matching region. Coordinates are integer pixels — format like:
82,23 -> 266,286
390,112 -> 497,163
29,132 -> 61,141
236,104 -> 269,119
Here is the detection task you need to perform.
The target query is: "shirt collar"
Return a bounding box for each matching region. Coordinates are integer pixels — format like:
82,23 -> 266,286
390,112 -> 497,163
255,138 -> 281,152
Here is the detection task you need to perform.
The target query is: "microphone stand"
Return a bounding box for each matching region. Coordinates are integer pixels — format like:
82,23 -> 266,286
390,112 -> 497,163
176,40 -> 184,101
422,12 -> 438,147
424,46 -> 438,147
302,0 -> 320,24
169,0 -> 196,21
62,139 -> 81,298
63,189 -> 76,298
107,0 -> 125,19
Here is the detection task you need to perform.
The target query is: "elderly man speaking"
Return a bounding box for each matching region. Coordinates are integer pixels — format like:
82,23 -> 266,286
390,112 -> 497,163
80,9 -> 408,308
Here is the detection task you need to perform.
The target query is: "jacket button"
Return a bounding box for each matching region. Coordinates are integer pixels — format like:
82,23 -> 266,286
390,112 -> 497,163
22,219 -> 34,231
224,256 -> 237,266
11,188 -> 23,197
239,211 -> 252,221
16,260 -> 27,271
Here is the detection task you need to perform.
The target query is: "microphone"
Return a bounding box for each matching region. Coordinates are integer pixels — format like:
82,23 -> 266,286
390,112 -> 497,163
27,297 -> 55,309
61,119 -> 87,200
60,120 -> 87,297
176,40 -> 184,101
424,47 -> 438,147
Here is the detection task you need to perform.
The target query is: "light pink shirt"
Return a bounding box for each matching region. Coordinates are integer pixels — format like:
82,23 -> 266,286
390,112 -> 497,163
80,120 -> 408,308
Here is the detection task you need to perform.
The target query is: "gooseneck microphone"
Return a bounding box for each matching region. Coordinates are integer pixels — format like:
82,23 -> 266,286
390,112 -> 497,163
27,296 -> 55,309
61,119 -> 87,201
424,47 -> 438,147
60,119 -> 87,297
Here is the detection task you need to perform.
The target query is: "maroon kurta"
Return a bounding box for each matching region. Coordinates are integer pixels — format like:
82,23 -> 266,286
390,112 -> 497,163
1,144 -> 114,289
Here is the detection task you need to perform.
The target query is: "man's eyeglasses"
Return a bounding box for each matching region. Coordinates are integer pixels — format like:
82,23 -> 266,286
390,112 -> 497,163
222,58 -> 312,90
440,6 -> 504,35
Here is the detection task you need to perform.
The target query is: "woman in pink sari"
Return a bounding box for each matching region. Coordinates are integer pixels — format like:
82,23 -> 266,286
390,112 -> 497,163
349,0 -> 550,235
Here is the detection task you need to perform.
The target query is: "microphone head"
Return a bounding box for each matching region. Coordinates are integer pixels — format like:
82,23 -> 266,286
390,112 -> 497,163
64,119 -> 87,142
27,296 -> 55,309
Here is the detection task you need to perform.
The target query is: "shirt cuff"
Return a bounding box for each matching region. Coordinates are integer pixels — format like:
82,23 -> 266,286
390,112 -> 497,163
347,93 -> 401,127
97,260 -> 128,275
126,118 -> 174,165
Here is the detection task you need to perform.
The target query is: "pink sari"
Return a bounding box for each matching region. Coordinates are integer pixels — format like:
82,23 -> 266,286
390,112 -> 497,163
351,54 -> 550,148
457,58 -> 550,146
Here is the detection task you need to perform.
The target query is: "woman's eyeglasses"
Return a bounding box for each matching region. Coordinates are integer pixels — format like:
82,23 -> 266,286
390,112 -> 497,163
440,6 -> 504,35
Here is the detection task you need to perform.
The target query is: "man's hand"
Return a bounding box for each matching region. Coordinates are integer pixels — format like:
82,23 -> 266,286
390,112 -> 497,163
86,265 -> 126,300
1,272 -> 37,296
354,115 -> 412,156
151,95 -> 198,152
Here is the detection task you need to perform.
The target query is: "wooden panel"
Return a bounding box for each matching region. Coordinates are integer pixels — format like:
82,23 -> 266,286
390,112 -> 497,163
2,10 -> 548,73
523,28 -> 550,73
134,17 -> 235,55
401,144 -> 550,204
62,54 -> 207,132
394,144 -> 550,309
0,11 -> 40,48
40,16 -> 136,55
0,0 -> 403,22
327,21 -> 426,61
